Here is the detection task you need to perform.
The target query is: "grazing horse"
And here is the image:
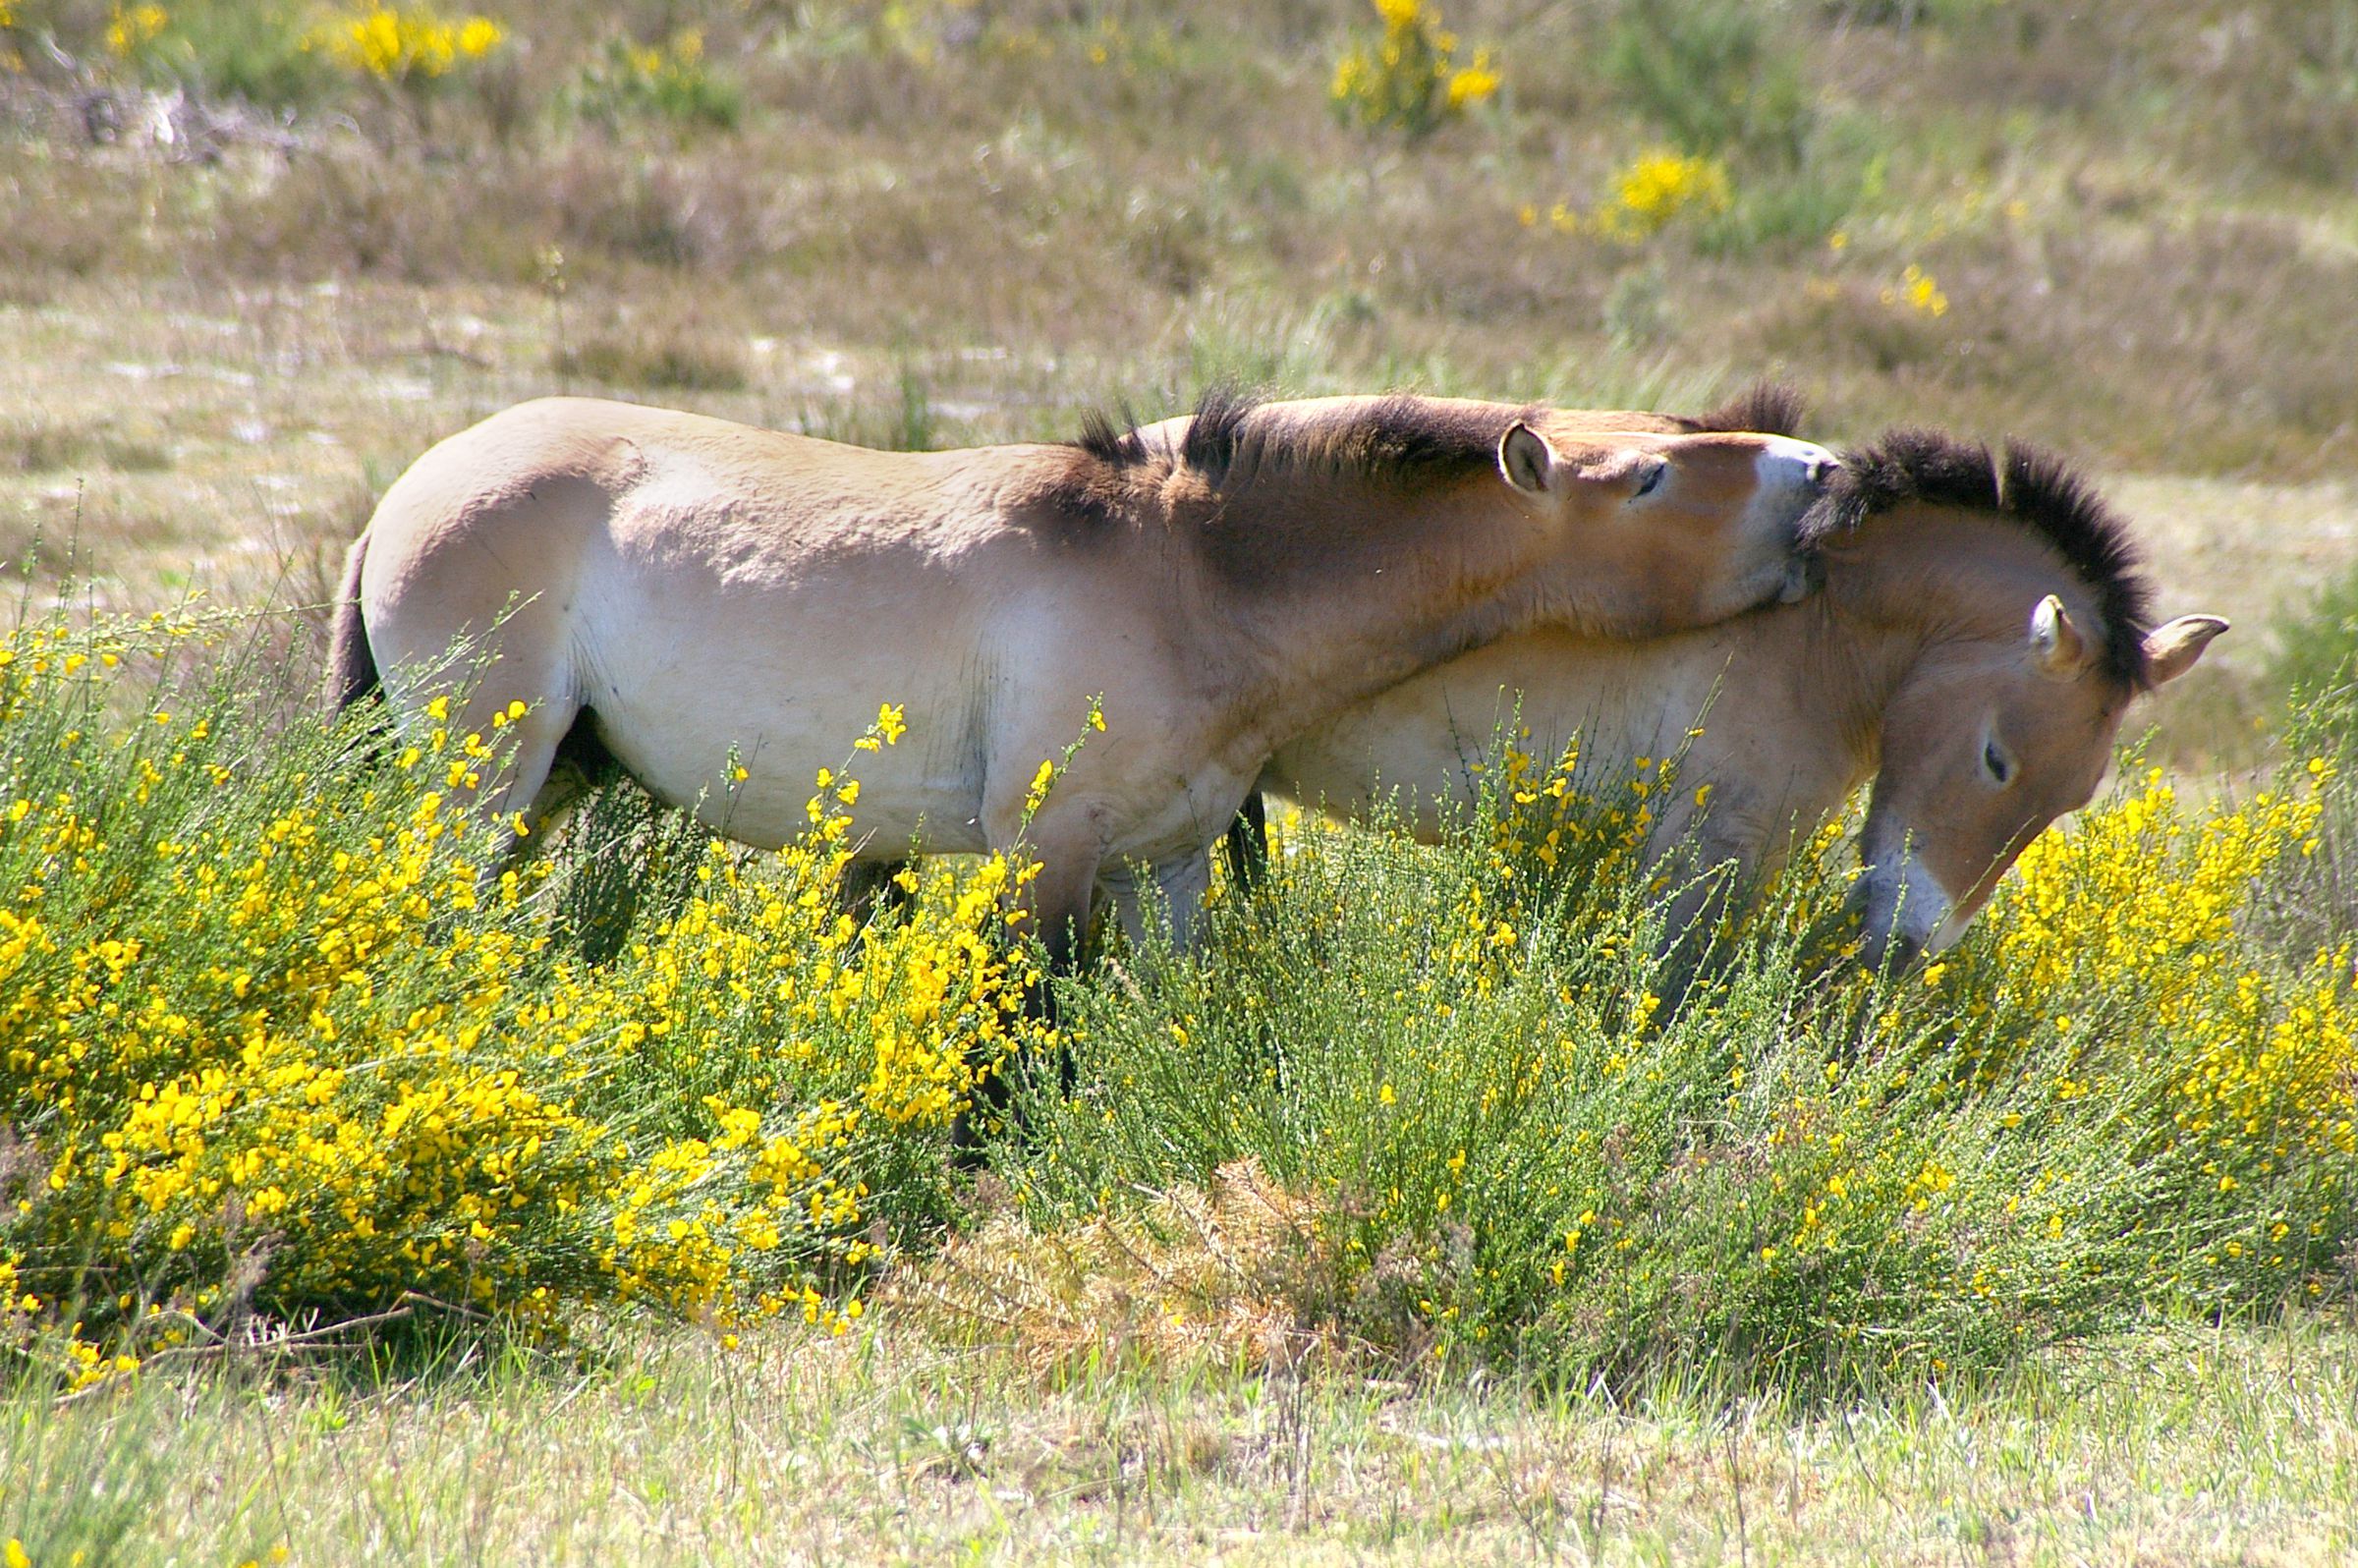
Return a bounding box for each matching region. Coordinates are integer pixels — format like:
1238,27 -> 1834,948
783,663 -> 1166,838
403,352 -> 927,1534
1253,428 -> 2229,972
325,389 -> 1837,971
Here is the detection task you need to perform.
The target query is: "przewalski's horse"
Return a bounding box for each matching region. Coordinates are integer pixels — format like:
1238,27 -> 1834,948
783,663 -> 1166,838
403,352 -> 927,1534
1254,428 -> 2228,973
325,390 -> 1838,972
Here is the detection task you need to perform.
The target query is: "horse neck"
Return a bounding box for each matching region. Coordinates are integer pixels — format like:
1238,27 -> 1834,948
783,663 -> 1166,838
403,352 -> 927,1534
1208,474 -> 1554,749
1794,557 -> 1946,779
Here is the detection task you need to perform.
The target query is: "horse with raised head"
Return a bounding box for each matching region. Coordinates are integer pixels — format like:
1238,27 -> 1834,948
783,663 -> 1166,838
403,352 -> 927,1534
1252,427 -> 2228,972
325,389 -> 1837,971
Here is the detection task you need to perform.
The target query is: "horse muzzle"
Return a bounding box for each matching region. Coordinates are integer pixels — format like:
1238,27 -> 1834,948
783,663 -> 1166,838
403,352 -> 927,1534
1746,439 -> 1842,601
1843,856 -> 1955,977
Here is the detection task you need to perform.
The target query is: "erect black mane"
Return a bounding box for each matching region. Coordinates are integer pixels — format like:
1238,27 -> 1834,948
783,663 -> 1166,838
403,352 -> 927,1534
1682,379 -> 1808,439
1072,384 -> 1530,491
1818,427 -> 2156,686
1072,406 -> 1150,468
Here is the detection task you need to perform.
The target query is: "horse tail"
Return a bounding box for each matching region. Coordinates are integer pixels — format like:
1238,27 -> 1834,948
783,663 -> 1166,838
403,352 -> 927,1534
323,532 -> 378,713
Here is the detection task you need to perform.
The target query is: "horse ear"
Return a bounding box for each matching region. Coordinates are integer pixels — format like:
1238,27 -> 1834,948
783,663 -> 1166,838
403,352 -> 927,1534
1498,421 -> 1554,496
2028,594 -> 2093,678
2142,614 -> 2229,686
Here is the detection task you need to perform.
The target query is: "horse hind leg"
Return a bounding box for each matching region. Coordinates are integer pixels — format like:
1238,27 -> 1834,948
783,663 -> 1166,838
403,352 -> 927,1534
952,824 -> 1101,1155
560,716 -> 667,958
1222,792 -> 1270,896
456,683 -> 592,898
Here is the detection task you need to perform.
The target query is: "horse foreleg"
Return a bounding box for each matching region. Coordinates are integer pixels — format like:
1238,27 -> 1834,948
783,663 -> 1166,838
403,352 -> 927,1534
1647,829 -> 1762,1017
839,858 -> 917,924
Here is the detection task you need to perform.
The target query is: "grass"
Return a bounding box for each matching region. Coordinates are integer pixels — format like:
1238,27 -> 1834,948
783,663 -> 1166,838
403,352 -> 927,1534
6,1321 -> 2356,1563
1,0 -> 2355,1555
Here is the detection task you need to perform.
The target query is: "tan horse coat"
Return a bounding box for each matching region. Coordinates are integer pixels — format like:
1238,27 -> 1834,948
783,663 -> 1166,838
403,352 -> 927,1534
328,391 -> 1835,964
1262,429 -> 2227,969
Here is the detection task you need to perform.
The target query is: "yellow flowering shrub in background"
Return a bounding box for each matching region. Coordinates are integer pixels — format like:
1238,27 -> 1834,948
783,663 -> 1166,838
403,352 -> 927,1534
103,2 -> 168,59
0,615 -> 1048,1384
1329,0 -> 1497,138
308,0 -> 502,84
1589,151 -> 1734,242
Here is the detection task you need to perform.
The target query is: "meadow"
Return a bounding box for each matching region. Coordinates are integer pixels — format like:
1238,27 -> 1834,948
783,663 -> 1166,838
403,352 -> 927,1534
3,0 -> 2357,1560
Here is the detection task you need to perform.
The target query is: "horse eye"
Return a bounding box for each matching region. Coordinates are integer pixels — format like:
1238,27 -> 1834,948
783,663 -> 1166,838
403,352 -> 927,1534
1632,461 -> 1666,499
1984,739 -> 2014,785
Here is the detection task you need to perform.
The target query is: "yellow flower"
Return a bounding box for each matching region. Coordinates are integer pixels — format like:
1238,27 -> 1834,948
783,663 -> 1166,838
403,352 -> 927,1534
1443,51 -> 1498,109
1590,151 -> 1732,243
1024,758 -> 1057,813
311,3 -> 503,83
456,16 -> 501,56
1899,263 -> 1949,317
105,3 -> 168,58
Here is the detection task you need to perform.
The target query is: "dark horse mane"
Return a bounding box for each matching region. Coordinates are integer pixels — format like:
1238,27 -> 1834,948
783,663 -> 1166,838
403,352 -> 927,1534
1678,379 -> 1809,439
1820,427 -> 2156,687
1077,378 -> 1811,491
1075,385 -> 1536,493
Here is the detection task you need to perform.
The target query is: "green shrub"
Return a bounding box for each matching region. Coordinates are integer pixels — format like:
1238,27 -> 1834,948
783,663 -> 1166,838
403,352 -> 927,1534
566,28 -> 742,133
0,608 -> 1048,1385
2266,555 -> 2358,725
1329,0 -> 1497,139
4,604 -> 2351,1400
148,1 -> 326,107
1600,0 -> 1815,163
994,734 -> 2354,1391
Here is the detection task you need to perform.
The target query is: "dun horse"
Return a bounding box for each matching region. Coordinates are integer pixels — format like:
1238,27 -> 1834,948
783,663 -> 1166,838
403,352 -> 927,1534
326,390 -> 1837,971
1252,427 -> 2228,971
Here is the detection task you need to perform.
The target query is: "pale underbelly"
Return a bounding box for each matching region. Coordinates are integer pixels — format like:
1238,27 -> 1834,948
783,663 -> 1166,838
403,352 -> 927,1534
576,614 -> 994,856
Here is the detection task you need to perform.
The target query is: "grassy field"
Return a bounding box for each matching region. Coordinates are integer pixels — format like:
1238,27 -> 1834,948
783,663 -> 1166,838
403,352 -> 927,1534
3,0 -> 2357,1560
10,1324 -> 2358,1562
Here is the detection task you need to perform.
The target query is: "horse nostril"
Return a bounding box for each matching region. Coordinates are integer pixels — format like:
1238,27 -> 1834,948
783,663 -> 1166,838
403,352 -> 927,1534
1806,454 -> 1839,488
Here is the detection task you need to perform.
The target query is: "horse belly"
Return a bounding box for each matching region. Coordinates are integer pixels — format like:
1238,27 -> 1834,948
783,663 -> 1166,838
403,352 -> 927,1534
1265,633 -> 1725,837
576,589 -> 993,857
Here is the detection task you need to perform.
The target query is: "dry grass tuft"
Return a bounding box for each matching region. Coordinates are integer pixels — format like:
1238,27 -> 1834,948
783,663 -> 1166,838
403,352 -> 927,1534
890,1159 -> 1347,1371
554,319 -> 751,392
0,413 -> 169,476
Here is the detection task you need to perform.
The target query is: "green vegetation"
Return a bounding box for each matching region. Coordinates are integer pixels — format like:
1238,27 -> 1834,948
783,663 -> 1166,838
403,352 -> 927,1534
7,1321 -> 2356,1562
0,0 -> 2352,1557
0,610 -> 2347,1398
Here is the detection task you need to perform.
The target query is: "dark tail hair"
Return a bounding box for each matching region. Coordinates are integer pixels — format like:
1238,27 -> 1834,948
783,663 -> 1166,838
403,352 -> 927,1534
323,533 -> 378,712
